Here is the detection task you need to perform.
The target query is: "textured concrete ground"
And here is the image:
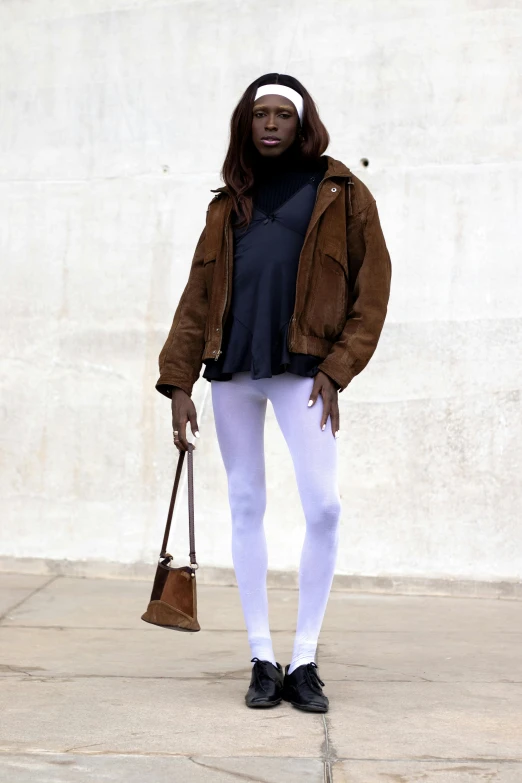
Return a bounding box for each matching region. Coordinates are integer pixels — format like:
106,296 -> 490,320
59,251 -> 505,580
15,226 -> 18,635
0,573 -> 521,782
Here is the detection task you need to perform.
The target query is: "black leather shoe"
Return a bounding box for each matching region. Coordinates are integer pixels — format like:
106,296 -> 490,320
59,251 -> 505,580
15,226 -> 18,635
282,661 -> 329,712
245,657 -> 284,708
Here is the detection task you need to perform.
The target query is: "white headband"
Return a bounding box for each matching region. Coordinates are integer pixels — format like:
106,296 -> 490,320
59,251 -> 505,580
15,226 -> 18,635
254,84 -> 304,123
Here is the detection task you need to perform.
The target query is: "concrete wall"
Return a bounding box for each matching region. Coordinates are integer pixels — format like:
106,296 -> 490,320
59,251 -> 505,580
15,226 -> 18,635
1,0 -> 520,584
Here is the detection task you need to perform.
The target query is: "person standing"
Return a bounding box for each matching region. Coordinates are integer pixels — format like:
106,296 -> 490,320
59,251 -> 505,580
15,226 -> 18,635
156,73 -> 392,712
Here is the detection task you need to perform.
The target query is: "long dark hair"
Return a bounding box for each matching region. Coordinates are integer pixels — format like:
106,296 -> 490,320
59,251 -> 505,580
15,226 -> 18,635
221,73 -> 330,229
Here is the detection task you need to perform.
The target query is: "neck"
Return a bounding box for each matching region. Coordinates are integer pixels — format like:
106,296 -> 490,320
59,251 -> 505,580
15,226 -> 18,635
252,142 -> 306,175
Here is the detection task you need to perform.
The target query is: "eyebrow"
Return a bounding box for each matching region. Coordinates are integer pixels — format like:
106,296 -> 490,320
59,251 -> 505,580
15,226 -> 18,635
253,103 -> 294,111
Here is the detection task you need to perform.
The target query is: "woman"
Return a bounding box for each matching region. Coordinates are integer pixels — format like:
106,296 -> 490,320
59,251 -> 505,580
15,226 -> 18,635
156,73 -> 392,713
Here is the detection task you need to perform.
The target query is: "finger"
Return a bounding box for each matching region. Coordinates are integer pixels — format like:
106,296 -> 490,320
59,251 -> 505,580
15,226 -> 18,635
172,422 -> 183,452
320,396 -> 330,431
308,378 -> 321,407
177,419 -> 189,452
172,416 -> 180,451
331,403 -> 340,438
188,410 -> 200,445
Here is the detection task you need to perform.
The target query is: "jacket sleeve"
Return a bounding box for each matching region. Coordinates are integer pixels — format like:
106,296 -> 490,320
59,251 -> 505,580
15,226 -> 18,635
317,199 -> 391,392
156,225 -> 208,399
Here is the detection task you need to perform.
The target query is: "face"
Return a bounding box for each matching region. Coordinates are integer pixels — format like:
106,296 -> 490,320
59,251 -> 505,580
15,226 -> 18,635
251,93 -> 301,157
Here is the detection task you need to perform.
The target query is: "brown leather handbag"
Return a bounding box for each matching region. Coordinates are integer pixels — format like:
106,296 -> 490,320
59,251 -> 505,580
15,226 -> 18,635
141,443 -> 200,632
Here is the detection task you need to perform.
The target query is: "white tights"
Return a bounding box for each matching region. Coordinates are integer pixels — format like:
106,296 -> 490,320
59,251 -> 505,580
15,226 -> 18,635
211,371 -> 341,673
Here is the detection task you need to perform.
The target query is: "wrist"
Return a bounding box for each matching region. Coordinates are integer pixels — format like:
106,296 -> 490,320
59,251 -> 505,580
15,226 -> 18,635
323,371 -> 340,391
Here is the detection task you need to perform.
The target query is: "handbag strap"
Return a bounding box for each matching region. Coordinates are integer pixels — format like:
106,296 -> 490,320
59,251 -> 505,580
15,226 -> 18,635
160,443 -> 197,569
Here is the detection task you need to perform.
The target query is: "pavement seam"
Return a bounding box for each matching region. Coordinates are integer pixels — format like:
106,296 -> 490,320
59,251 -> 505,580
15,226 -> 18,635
7,625 -> 522,635
188,756 -> 269,782
0,750 -> 520,763
322,714 -> 336,783
0,575 -> 60,625
1,675 -> 521,685
330,757 -> 522,763
318,644 -> 338,782
0,672 -> 522,686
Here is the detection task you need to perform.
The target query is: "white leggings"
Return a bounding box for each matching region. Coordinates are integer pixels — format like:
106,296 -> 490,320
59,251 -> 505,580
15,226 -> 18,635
211,371 -> 341,672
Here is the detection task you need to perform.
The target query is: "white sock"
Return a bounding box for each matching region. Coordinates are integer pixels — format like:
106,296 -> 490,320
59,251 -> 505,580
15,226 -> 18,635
250,636 -> 277,666
288,637 -> 317,673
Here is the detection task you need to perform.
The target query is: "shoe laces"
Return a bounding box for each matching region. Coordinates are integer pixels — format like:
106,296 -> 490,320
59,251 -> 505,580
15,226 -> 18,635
251,657 -> 279,691
304,661 -> 325,691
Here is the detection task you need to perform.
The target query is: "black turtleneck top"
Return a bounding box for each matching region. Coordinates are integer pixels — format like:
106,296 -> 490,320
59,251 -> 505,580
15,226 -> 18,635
202,144 -> 329,384
250,145 -> 327,215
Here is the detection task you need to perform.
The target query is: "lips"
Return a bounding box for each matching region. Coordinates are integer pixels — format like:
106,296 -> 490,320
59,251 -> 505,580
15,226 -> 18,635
261,138 -> 281,146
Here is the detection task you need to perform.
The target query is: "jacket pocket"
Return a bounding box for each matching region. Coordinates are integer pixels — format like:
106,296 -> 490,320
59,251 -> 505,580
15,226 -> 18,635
322,237 -> 347,279
310,237 -> 348,340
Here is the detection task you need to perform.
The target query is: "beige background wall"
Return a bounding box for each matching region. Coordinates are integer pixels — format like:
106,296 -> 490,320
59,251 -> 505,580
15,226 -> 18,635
1,0 -> 520,583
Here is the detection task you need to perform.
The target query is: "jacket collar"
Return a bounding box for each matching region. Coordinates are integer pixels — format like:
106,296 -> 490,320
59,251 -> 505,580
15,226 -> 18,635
210,155 -> 352,195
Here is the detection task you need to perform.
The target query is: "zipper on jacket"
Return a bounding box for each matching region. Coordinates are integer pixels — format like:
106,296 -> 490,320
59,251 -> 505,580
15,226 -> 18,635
214,213 -> 229,360
346,177 -> 354,216
287,175 -> 328,351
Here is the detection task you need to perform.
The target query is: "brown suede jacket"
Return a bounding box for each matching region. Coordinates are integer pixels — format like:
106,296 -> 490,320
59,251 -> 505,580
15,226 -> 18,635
156,155 -> 391,398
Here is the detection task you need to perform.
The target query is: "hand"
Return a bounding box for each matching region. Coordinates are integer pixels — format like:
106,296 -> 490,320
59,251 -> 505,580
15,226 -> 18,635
308,371 -> 340,438
171,387 -> 200,452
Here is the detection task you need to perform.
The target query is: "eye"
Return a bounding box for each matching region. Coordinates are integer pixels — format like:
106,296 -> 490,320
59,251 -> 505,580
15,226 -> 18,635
253,111 -> 292,119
